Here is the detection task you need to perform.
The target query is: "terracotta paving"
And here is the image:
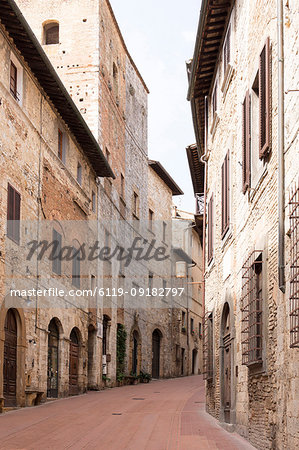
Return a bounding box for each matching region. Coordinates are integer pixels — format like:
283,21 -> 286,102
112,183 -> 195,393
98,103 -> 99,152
0,375 -> 255,449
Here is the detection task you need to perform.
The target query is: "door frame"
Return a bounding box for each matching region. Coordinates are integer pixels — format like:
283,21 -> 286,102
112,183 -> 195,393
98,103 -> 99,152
219,296 -> 236,425
0,306 -> 26,408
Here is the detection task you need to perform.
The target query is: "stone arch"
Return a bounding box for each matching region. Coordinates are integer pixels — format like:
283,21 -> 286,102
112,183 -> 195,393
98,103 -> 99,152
69,327 -> 82,395
152,328 -> 163,378
42,20 -> 59,45
129,326 -> 142,376
0,305 -> 26,408
47,317 -> 64,398
219,291 -> 236,425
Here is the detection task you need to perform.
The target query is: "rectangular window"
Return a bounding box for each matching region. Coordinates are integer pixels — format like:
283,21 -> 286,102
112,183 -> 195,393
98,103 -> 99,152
289,183 -> 299,348
77,162 -> 82,185
58,129 -> 64,161
223,25 -> 231,76
207,194 -> 214,264
163,221 -> 167,242
52,229 -> 62,275
7,183 -> 21,244
191,318 -> 194,333
203,312 -> 213,380
259,37 -> 270,158
242,91 -> 251,193
182,310 -> 186,329
92,191 -> 96,213
133,192 -> 139,217
148,272 -> 153,293
72,247 -> 81,288
199,322 -> 202,337
221,151 -> 230,237
241,251 -> 263,365
212,81 -> 217,118
120,173 -> 125,199
10,61 -> 18,100
149,209 -> 154,231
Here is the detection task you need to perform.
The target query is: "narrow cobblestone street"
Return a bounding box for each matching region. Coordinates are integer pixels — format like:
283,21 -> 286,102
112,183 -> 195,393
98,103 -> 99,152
0,376 -> 255,449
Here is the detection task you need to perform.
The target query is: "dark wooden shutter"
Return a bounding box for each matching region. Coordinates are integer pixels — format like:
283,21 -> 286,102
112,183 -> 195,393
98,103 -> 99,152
46,25 -> 59,45
52,229 -> 62,275
58,129 -> 63,160
259,37 -> 270,158
7,184 -> 20,243
222,152 -> 230,237
242,91 -> 251,193
208,194 -> 213,263
10,62 -> 17,99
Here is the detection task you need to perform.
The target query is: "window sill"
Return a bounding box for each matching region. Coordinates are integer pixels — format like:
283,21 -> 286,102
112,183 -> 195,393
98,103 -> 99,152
210,113 -> 219,138
7,234 -> 20,246
221,64 -> 234,99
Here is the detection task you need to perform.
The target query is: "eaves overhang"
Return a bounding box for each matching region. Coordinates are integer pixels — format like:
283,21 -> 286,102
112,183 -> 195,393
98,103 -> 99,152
149,160 -> 184,196
0,0 -> 115,179
186,144 -> 204,195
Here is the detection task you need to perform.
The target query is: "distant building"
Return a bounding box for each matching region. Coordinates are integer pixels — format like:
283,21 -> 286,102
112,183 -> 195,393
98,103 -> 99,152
187,0 -> 299,448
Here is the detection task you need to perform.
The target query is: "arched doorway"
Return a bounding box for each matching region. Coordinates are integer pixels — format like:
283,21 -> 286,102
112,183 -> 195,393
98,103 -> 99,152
47,319 -> 59,398
3,309 -> 17,406
152,329 -> 162,379
221,303 -> 232,423
69,328 -> 80,395
192,349 -> 198,375
88,325 -> 96,389
132,330 -> 139,375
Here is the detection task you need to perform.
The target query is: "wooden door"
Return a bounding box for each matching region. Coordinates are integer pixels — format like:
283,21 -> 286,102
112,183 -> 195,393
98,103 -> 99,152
69,330 -> 79,395
223,344 -> 231,423
47,321 -> 59,398
3,310 -> 17,406
152,330 -> 160,378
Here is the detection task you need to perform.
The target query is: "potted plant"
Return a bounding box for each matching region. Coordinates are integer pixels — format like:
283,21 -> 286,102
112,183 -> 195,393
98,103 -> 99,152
139,371 -> 151,383
102,375 -> 111,387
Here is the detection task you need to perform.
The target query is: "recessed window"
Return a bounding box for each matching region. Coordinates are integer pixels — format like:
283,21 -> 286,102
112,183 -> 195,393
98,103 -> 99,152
149,209 -> 154,231
7,183 -> 21,244
133,192 -> 139,218
57,129 -> 66,163
212,81 -> 218,118
44,22 -> 59,45
52,229 -> 62,275
223,25 -> 231,76
72,246 -> 81,288
10,62 -> 18,101
120,173 -> 125,199
77,162 -> 82,185
92,191 -> 96,213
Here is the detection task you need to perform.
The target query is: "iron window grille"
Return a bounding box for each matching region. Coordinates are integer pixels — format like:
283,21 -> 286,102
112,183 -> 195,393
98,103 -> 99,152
203,312 -> 213,380
289,181 -> 299,348
241,251 -> 263,365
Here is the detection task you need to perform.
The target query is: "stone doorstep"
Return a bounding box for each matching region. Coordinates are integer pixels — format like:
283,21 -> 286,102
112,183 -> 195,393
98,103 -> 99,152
220,422 -> 236,433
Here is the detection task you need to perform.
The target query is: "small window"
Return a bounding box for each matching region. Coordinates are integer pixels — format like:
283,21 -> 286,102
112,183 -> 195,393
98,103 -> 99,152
77,162 -> 82,185
182,311 -> 186,329
191,318 -> 194,333
10,61 -> 18,101
148,272 -> 153,293
44,22 -> 59,45
58,129 -> 66,163
7,183 -> 21,244
72,247 -> 81,288
223,25 -> 231,76
133,192 -> 139,218
199,322 -> 202,337
92,191 -> 96,213
52,229 -> 62,275
149,209 -> 154,231
207,195 -> 214,264
212,81 -> 218,118
221,151 -> 230,237
162,221 -> 167,242
120,174 -> 125,199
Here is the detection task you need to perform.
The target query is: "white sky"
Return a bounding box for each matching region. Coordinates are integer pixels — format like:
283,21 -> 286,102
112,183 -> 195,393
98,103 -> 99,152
109,0 -> 201,213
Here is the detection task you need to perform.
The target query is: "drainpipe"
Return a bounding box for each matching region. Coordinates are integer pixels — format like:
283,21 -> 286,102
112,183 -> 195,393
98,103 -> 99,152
277,0 -> 285,293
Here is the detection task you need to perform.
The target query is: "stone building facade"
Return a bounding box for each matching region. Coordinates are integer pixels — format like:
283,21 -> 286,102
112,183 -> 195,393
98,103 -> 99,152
188,0 -> 299,448
0,0 -> 196,412
0,0 -> 112,409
